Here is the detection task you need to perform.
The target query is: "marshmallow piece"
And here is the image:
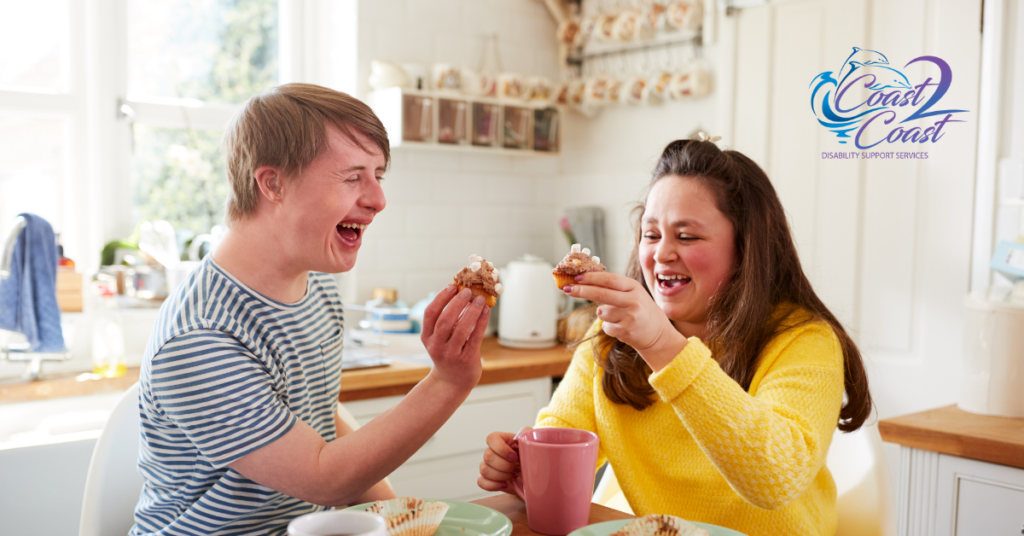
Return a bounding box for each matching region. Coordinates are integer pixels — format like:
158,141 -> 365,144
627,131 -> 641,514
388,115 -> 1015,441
470,261 -> 482,272
469,254 -> 483,263
486,261 -> 494,269
491,272 -> 498,281
494,283 -> 504,295
571,243 -> 581,253
492,268 -> 499,275
582,247 -> 591,256
593,256 -> 600,265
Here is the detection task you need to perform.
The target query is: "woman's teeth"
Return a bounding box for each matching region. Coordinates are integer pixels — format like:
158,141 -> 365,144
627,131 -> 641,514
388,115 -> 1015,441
657,274 -> 690,288
339,222 -> 367,230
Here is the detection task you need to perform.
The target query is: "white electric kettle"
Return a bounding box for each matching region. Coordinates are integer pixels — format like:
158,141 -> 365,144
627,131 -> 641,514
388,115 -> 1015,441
498,255 -> 571,348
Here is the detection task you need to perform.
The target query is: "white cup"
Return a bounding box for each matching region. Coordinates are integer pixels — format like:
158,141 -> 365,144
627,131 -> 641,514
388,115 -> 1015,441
498,73 -> 525,100
433,63 -> 461,92
665,0 -> 703,32
288,511 -> 389,536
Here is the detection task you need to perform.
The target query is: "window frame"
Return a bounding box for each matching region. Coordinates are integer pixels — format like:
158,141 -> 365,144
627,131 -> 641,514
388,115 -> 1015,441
0,0 -> 313,271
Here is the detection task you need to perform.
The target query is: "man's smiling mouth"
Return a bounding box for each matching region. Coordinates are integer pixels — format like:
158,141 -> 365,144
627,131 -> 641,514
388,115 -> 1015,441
336,221 -> 367,245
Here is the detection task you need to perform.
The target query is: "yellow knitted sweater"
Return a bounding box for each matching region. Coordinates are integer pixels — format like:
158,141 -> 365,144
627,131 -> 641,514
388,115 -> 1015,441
537,309 -> 844,536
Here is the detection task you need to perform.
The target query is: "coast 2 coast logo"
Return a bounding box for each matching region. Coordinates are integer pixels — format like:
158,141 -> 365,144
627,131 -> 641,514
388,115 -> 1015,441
809,47 -> 968,160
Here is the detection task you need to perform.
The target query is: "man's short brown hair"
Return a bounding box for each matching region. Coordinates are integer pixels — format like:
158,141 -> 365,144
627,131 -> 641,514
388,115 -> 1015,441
222,83 -> 390,224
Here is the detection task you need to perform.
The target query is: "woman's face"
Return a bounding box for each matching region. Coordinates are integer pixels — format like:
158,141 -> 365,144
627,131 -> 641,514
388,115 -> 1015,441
639,175 -> 736,337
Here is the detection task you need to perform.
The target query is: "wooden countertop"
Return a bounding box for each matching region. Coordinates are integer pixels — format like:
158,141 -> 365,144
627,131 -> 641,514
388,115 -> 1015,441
0,338 -> 572,404
472,494 -> 633,536
878,405 -> 1024,470
338,338 -> 572,401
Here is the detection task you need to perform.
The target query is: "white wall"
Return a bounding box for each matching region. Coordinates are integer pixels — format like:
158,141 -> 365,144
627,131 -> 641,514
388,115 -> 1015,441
349,0 -> 564,304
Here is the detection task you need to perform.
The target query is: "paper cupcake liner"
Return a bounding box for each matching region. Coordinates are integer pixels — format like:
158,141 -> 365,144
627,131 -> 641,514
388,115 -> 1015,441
552,272 -> 576,290
609,514 -> 708,536
454,281 -> 497,307
368,498 -> 451,536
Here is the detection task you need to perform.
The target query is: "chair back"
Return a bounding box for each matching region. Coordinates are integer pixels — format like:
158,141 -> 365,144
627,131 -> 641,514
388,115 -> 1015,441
827,423 -> 897,536
79,383 -> 143,536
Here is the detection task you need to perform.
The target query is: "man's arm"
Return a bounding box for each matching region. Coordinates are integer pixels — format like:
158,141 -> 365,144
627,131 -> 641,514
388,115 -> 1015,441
334,405 -> 396,503
229,285 -> 489,506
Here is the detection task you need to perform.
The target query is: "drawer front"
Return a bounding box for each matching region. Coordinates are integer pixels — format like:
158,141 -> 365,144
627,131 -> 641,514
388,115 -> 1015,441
358,392 -> 541,463
389,451 -> 502,501
955,478 -> 1024,536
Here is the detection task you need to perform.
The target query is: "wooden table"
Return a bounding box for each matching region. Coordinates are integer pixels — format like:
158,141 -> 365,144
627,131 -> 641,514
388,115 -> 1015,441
472,494 -> 633,536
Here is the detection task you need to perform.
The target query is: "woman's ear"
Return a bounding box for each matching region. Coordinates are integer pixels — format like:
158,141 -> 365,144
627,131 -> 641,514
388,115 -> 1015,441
254,165 -> 284,204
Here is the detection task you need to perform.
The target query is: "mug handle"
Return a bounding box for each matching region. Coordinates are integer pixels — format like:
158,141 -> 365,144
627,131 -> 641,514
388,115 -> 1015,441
510,427 -> 530,503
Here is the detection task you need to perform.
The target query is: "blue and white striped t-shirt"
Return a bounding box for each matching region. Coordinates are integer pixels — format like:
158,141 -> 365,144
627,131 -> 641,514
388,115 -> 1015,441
132,257 -> 344,535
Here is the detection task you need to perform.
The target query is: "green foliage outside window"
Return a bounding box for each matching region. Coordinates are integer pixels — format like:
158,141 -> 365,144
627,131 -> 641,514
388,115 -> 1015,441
132,0 -> 278,243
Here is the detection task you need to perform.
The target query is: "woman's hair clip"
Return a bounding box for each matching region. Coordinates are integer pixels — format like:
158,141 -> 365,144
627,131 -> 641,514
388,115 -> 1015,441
696,131 -> 722,143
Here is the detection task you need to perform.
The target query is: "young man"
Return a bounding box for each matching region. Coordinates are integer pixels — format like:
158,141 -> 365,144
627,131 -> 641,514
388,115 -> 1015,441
132,84 -> 490,535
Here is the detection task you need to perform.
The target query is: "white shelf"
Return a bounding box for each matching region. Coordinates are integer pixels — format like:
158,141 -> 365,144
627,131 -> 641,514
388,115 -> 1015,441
368,87 -> 561,157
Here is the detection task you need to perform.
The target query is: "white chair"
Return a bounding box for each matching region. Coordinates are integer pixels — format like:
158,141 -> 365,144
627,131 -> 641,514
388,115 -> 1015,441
79,382 -> 143,536
827,423 -> 898,536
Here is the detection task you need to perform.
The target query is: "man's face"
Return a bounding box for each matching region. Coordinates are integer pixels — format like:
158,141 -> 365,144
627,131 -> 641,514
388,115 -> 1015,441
276,125 -> 386,274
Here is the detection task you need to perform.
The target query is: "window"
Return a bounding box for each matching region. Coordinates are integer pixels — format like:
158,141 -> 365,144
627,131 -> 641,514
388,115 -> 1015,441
126,0 -> 279,238
0,0 -> 79,258
0,0 -> 307,267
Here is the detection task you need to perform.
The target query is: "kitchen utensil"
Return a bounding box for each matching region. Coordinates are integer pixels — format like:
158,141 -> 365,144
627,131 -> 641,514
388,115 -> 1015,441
569,519 -> 747,536
288,510 -> 389,536
511,428 -> 600,536
498,255 -> 571,348
345,499 -> 513,536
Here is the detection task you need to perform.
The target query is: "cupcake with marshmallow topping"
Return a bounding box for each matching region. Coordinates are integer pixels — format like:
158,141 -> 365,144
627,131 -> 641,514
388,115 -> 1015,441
453,254 -> 503,307
553,243 -> 606,289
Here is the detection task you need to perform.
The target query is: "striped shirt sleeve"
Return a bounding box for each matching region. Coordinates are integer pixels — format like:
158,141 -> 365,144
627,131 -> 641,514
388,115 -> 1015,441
148,329 -> 298,469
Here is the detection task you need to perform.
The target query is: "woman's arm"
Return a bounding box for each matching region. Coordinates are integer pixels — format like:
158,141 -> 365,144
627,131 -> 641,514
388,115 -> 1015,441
478,321 -> 607,492
650,322 -> 844,510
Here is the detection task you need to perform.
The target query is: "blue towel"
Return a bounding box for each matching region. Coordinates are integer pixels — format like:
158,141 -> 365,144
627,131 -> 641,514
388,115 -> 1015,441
0,213 -> 66,352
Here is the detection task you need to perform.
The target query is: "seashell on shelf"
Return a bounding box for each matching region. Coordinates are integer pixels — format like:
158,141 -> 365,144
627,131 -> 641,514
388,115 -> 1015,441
609,514 -> 709,536
367,497 -> 450,536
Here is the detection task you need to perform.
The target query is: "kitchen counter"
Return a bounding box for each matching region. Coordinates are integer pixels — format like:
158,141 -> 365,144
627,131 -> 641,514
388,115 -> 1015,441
0,338 -> 573,404
878,404 -> 1024,470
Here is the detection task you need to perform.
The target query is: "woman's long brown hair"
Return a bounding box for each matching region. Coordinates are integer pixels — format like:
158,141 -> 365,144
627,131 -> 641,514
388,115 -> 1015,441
584,139 -> 872,432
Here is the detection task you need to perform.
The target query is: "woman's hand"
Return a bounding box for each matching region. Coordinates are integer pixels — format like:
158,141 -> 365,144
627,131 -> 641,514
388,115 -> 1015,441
477,429 -> 528,492
420,285 -> 489,392
564,272 -> 687,372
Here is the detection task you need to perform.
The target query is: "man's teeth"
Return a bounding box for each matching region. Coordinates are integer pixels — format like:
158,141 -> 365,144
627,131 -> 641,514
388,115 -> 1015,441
339,222 -> 367,230
657,274 -> 690,281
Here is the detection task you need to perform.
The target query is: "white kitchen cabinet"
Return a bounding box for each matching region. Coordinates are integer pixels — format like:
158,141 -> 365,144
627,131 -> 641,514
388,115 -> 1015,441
897,447 -> 1024,535
343,377 -> 553,501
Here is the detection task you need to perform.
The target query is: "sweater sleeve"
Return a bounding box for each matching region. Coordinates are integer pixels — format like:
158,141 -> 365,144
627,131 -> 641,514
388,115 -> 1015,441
536,321 -> 608,470
648,321 -> 845,510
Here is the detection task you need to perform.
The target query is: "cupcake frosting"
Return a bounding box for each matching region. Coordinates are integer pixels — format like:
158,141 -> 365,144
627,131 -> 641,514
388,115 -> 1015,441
554,244 -> 606,275
455,255 -> 503,296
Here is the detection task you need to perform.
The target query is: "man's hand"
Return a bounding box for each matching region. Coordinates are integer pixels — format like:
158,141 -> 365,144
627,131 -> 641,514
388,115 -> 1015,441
563,272 -> 686,372
420,285 -> 489,391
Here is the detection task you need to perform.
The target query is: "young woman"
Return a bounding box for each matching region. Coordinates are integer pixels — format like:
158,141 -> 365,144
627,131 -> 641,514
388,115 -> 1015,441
477,138 -> 872,536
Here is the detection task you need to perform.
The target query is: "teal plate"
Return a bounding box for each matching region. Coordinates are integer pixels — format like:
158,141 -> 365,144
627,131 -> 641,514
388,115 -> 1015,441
568,518 -> 747,536
345,499 -> 513,536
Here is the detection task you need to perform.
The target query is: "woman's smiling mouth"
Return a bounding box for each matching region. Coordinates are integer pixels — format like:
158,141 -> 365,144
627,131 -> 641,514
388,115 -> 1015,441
656,273 -> 691,296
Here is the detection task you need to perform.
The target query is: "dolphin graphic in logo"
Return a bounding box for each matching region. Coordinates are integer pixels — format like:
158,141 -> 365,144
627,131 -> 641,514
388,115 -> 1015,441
835,47 -> 890,89
809,47 -> 909,143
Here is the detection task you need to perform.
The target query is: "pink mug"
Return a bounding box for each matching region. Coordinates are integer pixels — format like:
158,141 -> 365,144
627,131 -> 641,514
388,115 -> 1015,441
512,428 -> 600,536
